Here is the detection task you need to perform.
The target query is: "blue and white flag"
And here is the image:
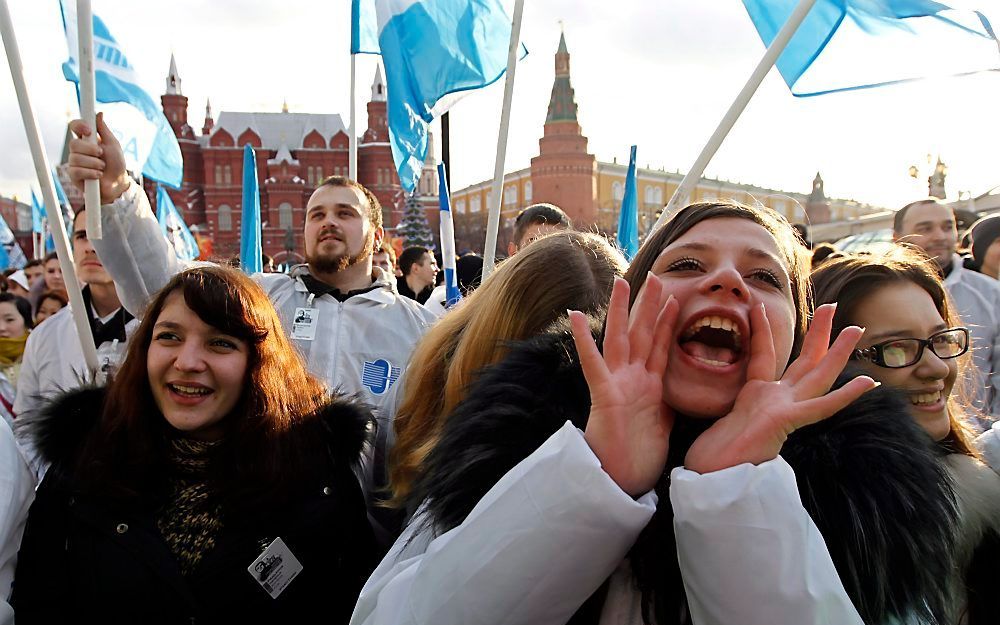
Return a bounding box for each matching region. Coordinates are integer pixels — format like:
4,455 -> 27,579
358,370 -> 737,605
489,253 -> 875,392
47,170 -> 76,248
437,163 -> 461,308
351,0 -> 526,192
742,0 -> 1000,96
0,212 -> 27,271
30,189 -> 44,235
156,185 -> 198,261
58,0 -> 183,187
617,146 -> 639,262
240,145 -> 263,275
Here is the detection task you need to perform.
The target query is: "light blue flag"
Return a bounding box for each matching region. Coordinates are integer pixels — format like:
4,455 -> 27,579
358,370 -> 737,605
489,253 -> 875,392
0,212 -> 27,271
30,189 -> 44,235
351,0 -> 527,192
742,0 -> 999,96
617,146 -> 639,262
156,185 -> 199,261
240,145 -> 263,275
58,0 -> 183,187
437,163 -> 461,308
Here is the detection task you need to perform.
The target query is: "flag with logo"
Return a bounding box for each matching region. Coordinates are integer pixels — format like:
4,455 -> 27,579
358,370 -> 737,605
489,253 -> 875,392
742,0 -> 1000,96
58,0 -> 183,187
156,184 -> 198,261
240,145 -> 263,275
351,0 -> 527,192
617,145 -> 639,261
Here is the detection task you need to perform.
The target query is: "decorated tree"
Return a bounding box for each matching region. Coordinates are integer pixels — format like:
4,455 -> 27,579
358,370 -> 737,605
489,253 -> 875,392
396,192 -> 435,249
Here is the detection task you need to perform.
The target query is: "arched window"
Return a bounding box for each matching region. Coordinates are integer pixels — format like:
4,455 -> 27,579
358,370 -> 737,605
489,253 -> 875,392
612,181 -> 624,202
316,166 -> 324,181
279,202 -> 293,230
504,185 -> 517,206
524,181 -> 532,203
218,205 -> 233,231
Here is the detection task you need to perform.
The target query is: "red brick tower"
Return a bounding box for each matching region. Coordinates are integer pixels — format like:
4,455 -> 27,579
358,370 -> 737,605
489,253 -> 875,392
358,65 -> 401,227
805,172 -> 831,225
529,31 -> 598,228
159,54 -> 206,225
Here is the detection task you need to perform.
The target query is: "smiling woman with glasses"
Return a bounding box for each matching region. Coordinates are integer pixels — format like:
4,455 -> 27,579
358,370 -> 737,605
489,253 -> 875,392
813,245 -> 1000,625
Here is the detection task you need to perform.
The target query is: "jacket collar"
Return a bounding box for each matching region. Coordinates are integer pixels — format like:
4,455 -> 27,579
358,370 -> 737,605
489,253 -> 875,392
290,264 -> 397,304
943,253 -> 964,287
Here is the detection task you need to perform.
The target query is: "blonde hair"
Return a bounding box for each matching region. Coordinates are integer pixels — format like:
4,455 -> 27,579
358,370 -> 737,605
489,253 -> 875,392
387,232 -> 627,507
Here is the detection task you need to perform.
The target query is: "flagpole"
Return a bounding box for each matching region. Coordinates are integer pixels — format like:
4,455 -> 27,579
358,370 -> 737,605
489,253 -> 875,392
481,0 -> 524,280
76,0 -> 102,240
1,0 -> 99,373
349,54 -> 358,180
652,0 -> 818,231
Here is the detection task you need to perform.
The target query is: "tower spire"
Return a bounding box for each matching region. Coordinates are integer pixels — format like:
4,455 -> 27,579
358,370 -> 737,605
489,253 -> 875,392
202,98 -> 214,135
546,29 -> 577,122
165,53 -> 181,95
371,64 -> 386,102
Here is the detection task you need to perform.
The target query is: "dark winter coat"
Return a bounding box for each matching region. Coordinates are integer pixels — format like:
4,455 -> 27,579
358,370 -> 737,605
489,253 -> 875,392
409,328 -> 960,625
11,387 -> 378,625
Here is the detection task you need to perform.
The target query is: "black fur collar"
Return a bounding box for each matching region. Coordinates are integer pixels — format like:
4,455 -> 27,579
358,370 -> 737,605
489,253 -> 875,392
412,327 -> 958,625
18,384 -> 375,480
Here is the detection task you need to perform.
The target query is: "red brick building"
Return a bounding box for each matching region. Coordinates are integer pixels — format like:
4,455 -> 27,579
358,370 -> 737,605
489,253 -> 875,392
140,57 -> 439,263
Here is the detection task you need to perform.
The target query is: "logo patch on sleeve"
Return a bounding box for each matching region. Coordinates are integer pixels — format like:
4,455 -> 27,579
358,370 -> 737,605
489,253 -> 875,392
362,359 -> 401,395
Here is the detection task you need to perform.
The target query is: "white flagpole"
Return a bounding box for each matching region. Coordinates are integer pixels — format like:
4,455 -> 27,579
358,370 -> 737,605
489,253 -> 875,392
349,54 -> 358,180
77,0 -> 102,240
481,0 -> 524,280
652,0 -> 818,230
1,0 -> 100,373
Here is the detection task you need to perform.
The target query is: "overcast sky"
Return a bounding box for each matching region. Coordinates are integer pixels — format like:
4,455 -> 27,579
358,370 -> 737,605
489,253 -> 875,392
2,1 -> 999,210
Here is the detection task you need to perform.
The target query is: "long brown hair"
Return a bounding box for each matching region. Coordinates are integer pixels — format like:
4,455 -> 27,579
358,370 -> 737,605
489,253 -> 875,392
77,266 -> 330,502
624,201 -> 812,359
811,245 -> 979,456
387,232 -> 627,507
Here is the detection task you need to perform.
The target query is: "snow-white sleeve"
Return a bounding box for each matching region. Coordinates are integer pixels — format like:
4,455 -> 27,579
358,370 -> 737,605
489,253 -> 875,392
671,456 -> 863,625
350,421 -> 657,625
0,419 -> 35,623
89,181 -> 196,317
976,421 -> 1000,476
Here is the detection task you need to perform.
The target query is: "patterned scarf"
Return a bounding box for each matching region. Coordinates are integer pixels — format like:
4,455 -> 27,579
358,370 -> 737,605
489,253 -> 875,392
156,437 -> 223,577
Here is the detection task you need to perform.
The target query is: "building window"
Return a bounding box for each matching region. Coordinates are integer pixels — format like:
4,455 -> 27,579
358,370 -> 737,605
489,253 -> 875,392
504,185 -> 517,206
307,166 -> 315,185
524,181 -> 532,203
215,165 -> 222,185
218,204 -> 233,231
653,187 -> 663,204
612,181 -> 624,202
16,205 -> 31,232
644,186 -> 654,205
279,202 -> 293,230
470,196 -> 481,213
317,166 -> 324,181
456,199 -> 466,213
224,165 -> 232,185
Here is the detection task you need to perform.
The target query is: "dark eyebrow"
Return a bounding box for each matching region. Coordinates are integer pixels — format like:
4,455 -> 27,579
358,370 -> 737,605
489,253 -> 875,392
307,202 -> 361,216
868,323 -> 948,342
153,320 -> 182,331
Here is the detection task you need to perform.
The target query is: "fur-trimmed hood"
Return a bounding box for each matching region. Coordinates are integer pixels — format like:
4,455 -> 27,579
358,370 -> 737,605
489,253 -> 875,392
411,327 -> 959,625
18,384 -> 375,488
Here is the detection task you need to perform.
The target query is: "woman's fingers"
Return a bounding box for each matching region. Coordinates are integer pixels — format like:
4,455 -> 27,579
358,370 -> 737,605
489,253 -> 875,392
646,295 -> 678,376
570,310 -> 611,390
783,303 -> 836,384
602,278 -> 631,370
627,274 -> 663,364
792,325 -> 865,400
746,304 -> 777,382
791,376 -> 879,430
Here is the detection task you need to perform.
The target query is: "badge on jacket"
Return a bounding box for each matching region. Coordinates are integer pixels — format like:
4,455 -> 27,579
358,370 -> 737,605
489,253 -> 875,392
248,537 -> 303,599
362,358 -> 401,395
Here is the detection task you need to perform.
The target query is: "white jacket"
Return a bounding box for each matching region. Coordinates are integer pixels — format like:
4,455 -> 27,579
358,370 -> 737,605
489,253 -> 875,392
350,422 -> 863,625
89,181 -> 435,412
0,418 -> 35,625
944,254 -> 1000,421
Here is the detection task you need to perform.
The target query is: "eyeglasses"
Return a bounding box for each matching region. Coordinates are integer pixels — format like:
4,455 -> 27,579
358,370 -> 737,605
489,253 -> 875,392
853,327 -> 969,369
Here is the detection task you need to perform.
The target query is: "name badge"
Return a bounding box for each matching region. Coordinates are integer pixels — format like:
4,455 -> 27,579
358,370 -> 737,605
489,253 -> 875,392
248,537 -> 303,599
291,307 -> 318,341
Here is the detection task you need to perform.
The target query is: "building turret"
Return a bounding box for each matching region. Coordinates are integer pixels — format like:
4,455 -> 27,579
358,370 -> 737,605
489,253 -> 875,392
202,99 -> 214,135
805,172 -> 831,224
161,53 -> 188,132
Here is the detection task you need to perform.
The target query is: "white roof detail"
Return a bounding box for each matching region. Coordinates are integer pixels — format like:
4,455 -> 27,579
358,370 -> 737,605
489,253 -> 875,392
210,111 -> 347,149
268,143 -> 299,166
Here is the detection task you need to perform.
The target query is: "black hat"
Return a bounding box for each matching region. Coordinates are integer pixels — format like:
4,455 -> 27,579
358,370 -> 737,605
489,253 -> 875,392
968,214 -> 1000,265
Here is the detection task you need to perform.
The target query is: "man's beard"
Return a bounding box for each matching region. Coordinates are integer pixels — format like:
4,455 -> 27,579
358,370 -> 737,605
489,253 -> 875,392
307,229 -> 375,274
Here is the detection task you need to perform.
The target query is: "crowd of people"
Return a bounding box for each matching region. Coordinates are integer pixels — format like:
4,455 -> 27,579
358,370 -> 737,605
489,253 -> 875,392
0,112 -> 997,625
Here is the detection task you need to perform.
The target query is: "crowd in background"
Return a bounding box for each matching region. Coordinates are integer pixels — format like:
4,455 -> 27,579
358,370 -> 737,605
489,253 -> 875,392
0,113 -> 997,625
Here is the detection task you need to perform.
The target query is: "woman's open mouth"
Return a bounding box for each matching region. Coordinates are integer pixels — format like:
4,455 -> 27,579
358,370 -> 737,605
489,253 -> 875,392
678,315 -> 744,368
